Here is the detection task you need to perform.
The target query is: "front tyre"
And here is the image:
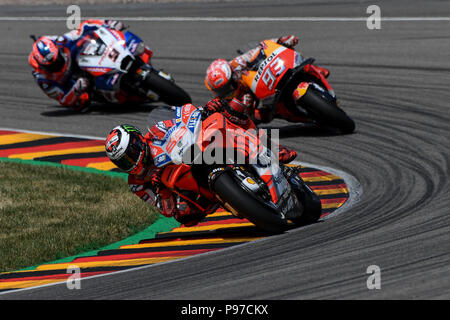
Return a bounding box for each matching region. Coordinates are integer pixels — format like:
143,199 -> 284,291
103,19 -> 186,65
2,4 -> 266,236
289,175 -> 322,225
299,88 -> 355,134
144,69 -> 192,106
213,171 -> 289,234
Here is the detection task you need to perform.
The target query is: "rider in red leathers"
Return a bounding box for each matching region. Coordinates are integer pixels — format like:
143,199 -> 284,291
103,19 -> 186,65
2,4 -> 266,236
105,98 -> 299,226
205,35 -> 330,123
28,19 -> 151,112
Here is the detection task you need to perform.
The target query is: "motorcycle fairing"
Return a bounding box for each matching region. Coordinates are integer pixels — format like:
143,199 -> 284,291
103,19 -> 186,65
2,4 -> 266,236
241,40 -> 302,100
153,104 -> 302,220
94,72 -> 121,91
77,27 -> 135,77
123,31 -> 145,56
152,104 -> 202,167
231,162 -> 299,218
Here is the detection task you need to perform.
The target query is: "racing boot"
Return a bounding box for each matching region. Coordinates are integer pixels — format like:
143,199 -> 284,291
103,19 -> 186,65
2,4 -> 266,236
174,192 -> 207,227
278,145 -> 297,164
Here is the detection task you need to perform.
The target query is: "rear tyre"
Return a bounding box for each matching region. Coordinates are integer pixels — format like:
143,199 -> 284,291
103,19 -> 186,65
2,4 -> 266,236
299,88 -> 355,134
213,172 -> 289,234
144,70 -> 192,106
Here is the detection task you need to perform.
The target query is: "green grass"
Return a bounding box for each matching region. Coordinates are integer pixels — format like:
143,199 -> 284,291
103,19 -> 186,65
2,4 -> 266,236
0,161 -> 159,273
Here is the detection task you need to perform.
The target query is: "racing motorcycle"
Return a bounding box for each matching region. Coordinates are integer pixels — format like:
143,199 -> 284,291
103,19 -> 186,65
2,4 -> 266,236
57,27 -> 190,106
150,103 -> 322,234
239,40 -> 355,134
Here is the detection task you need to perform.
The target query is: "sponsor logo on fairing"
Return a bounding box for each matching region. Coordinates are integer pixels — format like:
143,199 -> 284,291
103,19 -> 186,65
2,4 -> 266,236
154,153 -> 171,167
187,110 -> 201,133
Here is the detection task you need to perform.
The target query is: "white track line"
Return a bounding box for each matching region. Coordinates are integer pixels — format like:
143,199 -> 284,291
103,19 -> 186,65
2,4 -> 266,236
0,16 -> 449,22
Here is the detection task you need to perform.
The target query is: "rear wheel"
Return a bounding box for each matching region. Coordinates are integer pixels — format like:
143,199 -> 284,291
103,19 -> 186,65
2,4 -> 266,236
144,69 -> 192,106
299,88 -> 355,134
213,171 -> 290,234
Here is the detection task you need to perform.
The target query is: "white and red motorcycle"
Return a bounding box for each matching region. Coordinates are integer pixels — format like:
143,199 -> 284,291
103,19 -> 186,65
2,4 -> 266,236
75,26 -> 191,106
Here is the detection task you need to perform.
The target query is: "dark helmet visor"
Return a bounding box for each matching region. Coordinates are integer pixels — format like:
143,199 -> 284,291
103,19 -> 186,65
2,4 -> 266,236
111,135 -> 147,172
214,79 -> 237,98
40,48 -> 66,73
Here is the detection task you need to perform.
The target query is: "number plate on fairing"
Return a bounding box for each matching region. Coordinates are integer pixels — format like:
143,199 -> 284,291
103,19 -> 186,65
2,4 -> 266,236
152,104 -> 202,167
77,27 -> 135,75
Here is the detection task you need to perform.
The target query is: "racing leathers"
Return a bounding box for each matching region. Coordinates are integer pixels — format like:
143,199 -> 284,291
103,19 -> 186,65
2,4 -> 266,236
128,113 -> 208,227
227,35 -> 330,123
28,19 -> 139,111
128,99 -> 298,226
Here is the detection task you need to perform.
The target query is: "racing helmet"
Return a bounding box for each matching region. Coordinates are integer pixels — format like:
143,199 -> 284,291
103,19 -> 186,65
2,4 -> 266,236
105,125 -> 151,175
205,59 -> 238,99
30,36 -> 68,73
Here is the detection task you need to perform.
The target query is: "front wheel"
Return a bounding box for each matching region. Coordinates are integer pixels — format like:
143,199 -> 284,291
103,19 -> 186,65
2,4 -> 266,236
144,69 -> 192,106
299,88 -> 355,134
213,172 -> 290,234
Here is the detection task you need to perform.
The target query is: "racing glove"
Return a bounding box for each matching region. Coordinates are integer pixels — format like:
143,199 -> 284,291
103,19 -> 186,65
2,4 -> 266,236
203,96 -> 224,115
278,35 -> 299,49
174,196 -> 206,227
74,78 -> 90,96
72,93 -> 91,113
155,189 -> 178,218
104,20 -> 127,31
149,167 -> 163,189
278,145 -> 298,164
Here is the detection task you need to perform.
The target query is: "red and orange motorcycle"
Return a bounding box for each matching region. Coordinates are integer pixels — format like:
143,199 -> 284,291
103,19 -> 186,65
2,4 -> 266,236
240,40 -> 355,134
150,103 -> 322,234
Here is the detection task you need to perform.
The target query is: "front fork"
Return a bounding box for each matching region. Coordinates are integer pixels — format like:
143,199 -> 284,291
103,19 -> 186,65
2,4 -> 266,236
132,64 -> 173,101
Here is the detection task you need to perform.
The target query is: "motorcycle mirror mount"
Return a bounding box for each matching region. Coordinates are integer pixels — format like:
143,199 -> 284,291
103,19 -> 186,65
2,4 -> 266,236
30,34 -> 38,42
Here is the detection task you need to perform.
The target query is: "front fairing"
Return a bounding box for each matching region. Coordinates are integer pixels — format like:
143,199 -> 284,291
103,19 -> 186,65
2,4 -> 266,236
151,105 -> 202,168
241,40 -> 303,100
123,30 -> 146,57
76,27 -> 136,77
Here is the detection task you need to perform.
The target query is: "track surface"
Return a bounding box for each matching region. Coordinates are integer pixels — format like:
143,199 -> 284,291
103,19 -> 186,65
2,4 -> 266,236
1,0 -> 450,299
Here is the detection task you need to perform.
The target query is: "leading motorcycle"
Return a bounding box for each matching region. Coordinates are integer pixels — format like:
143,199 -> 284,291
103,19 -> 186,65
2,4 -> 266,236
150,103 -> 322,234
239,40 -> 355,134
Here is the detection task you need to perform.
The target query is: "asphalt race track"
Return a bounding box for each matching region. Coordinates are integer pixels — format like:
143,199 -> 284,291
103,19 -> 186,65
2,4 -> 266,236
0,0 -> 450,299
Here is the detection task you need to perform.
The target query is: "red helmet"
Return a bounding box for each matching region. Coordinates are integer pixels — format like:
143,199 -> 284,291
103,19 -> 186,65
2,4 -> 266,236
30,36 -> 67,73
105,125 -> 151,175
205,59 -> 238,99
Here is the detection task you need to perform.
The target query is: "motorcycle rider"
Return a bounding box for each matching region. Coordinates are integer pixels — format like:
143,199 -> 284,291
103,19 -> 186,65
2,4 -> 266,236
105,98 -> 298,227
28,19 -> 149,112
204,35 -> 330,123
